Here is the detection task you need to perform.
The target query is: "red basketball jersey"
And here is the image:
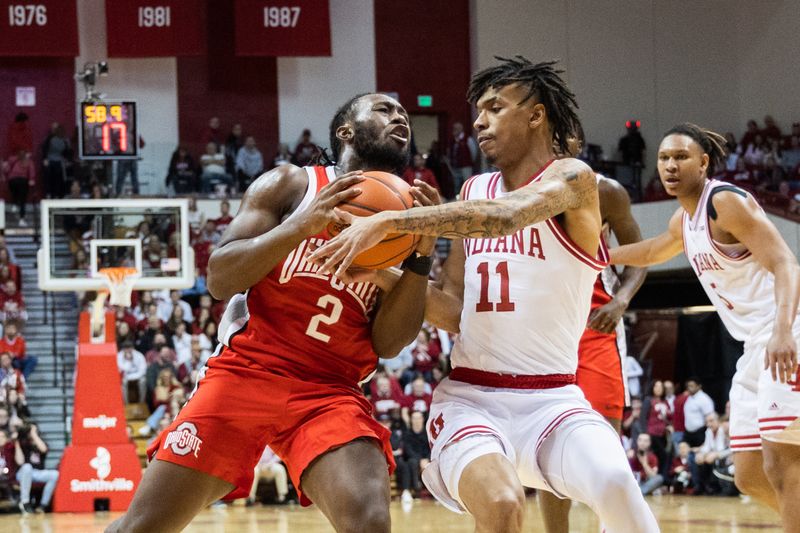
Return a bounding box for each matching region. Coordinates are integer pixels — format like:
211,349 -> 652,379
219,166 -> 381,386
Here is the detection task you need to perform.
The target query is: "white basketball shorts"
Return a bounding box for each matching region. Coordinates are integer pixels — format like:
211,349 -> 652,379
729,323 -> 800,452
422,377 -> 614,512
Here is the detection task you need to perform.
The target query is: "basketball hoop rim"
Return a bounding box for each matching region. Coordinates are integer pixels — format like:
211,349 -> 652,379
95,267 -> 141,307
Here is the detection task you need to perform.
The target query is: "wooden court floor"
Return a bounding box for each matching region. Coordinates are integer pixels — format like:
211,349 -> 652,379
0,495 -> 781,532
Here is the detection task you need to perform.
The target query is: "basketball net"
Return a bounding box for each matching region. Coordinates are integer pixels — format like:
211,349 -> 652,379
92,267 -> 139,339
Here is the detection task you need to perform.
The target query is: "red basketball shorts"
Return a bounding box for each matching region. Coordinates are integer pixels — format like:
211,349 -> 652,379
148,347 -> 394,505
576,327 -> 626,420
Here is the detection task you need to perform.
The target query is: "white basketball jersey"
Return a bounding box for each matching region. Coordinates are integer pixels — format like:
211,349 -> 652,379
682,180 -> 776,341
451,167 -> 608,375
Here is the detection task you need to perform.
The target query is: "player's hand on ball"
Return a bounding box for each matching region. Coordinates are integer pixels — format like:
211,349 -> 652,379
308,211 -> 391,278
298,171 -> 364,235
587,298 -> 626,334
764,328 -> 797,383
411,179 -> 442,256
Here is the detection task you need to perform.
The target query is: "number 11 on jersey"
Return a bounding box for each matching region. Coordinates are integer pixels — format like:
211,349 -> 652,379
476,261 -> 515,312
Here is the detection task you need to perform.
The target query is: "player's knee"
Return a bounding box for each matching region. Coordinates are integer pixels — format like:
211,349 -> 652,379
475,485 -> 525,532
594,464 -> 638,505
333,485 -> 390,533
762,448 -> 799,496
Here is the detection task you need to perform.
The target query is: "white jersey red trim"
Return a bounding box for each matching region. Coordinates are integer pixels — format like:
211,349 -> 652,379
451,163 -> 607,376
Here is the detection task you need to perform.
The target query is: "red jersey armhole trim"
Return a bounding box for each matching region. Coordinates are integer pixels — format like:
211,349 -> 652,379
545,218 -> 608,271
313,166 -> 330,194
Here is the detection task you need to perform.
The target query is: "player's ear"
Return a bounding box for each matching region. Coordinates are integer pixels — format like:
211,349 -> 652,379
336,124 -> 354,143
529,103 -> 546,130
700,153 -> 709,175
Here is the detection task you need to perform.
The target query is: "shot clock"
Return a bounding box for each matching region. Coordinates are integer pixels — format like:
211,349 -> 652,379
78,101 -> 138,160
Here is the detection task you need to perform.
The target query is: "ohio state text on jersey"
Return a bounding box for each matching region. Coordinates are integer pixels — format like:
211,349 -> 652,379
216,166 -> 380,385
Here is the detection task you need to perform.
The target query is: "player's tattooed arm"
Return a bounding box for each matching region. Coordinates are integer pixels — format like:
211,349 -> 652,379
308,158 -> 596,277
388,158 -> 596,239
609,208 -> 684,267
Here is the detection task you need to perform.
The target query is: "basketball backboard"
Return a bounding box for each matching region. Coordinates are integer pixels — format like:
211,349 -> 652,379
38,199 -> 194,292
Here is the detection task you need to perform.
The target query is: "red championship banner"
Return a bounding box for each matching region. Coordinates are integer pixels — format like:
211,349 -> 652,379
234,0 -> 331,57
0,0 -> 78,56
106,0 -> 207,57
53,312 -> 141,512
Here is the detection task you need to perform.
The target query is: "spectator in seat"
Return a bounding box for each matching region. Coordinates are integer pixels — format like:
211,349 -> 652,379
292,129 -> 317,167
739,119 -> 759,153
0,281 -> 26,324
166,146 -> 197,194
200,321 -> 219,352
377,413 -> 411,502
0,430 -> 17,506
669,441 -> 693,494
781,135 -> 800,174
682,378 -> 715,447
186,195 -> 205,238
408,329 -> 439,383
0,246 -> 21,286
670,383 -> 689,451
643,380 -> 671,477
448,122 -> 478,193
144,235 -> 165,270
137,317 -> 166,355
139,367 -> 184,437
272,143 -> 292,167
761,115 -> 782,142
691,412 -> 730,495
246,446 -> 289,506
371,375 -> 403,417
158,290 -> 193,324
145,345 -> 176,405
379,343 -> 412,388
199,142 -> 233,195
402,154 -> 439,191
622,397 -> 645,448
3,151 -> 35,225
402,411 -> 431,501
224,123 -> 244,176
117,341 -> 147,404
198,220 -> 221,245
235,136 -> 264,192
165,306 -> 192,337
401,376 -> 432,425
214,200 -> 234,234
742,135 -> 766,167
629,433 -> 663,496
202,117 -> 222,149
177,337 -> 207,394
0,352 -> 26,414
728,158 -> 755,185
0,321 -> 35,379
144,334 -> 173,364
14,423 -> 58,513
171,322 -> 192,366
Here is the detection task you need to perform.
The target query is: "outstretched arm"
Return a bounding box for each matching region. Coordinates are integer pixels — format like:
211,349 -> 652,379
713,192 -> 800,383
610,208 -> 684,267
309,158 -> 596,277
588,179 -> 648,333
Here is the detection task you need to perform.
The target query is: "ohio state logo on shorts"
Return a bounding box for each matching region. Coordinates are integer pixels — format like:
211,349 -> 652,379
163,422 -> 203,458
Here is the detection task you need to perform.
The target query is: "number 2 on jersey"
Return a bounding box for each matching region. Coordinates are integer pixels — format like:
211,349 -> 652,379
305,295 -> 343,343
476,261 -> 515,312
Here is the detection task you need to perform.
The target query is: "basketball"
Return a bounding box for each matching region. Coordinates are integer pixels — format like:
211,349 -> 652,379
327,171 -> 421,269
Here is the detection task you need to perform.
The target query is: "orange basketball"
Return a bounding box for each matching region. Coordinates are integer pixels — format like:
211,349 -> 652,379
327,171 -> 421,269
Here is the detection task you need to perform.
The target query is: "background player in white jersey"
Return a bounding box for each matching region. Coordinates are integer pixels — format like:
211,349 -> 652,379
539,130 -> 648,533
310,57 -> 658,533
611,123 -> 800,532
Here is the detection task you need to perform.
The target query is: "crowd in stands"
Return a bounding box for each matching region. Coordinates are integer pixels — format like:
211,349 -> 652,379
641,115 -> 800,209
621,376 -> 734,497
0,237 -> 57,514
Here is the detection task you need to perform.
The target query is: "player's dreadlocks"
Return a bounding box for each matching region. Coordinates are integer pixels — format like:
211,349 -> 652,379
467,56 -> 580,154
327,93 -> 369,163
665,123 -> 728,176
